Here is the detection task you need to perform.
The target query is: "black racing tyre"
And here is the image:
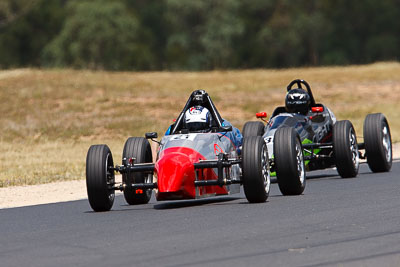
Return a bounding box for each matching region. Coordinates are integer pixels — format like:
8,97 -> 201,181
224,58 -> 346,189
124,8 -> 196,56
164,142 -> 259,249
274,127 -> 306,195
242,121 -> 265,137
122,137 -> 153,205
333,120 -> 359,178
363,113 -> 392,172
86,145 -> 115,212
242,136 -> 270,203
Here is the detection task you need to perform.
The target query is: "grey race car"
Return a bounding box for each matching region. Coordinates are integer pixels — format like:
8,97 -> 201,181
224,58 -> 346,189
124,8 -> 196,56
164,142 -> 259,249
243,79 -> 392,195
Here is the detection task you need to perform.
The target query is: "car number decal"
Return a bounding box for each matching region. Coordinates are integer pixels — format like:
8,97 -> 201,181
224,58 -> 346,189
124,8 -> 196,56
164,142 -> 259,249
170,134 -> 197,141
265,136 -> 273,144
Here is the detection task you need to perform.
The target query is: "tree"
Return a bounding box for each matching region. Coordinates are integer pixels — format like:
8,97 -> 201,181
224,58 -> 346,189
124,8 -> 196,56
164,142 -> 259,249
0,0 -> 39,30
42,0 -> 150,70
124,0 -> 168,70
245,0 -> 328,68
165,0 -> 244,70
0,0 -> 65,68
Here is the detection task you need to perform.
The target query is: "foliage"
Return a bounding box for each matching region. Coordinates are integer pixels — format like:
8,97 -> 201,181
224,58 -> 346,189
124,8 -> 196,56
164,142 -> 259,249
41,0 -> 151,70
0,0 -> 399,70
0,0 -> 65,68
0,0 -> 39,29
165,0 -> 244,69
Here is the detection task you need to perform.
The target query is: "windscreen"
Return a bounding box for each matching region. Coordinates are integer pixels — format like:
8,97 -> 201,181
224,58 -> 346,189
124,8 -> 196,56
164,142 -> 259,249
268,115 -> 296,130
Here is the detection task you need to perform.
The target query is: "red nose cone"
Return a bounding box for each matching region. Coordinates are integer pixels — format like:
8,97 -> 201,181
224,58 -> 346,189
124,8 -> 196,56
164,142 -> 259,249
156,147 -> 204,200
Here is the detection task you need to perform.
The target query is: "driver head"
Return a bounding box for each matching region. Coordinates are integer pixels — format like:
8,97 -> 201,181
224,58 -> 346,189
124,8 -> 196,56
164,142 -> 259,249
285,88 -> 311,115
184,106 -> 212,132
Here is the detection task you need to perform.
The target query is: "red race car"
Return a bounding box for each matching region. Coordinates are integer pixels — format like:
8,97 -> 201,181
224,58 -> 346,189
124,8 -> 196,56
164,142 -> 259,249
86,90 -> 271,212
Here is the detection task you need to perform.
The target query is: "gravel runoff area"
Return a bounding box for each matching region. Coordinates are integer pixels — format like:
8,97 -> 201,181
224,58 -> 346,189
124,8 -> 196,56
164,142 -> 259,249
0,144 -> 399,209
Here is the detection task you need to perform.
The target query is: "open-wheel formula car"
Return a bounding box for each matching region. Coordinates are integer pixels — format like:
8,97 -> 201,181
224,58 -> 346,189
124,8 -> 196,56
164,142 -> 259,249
243,79 -> 392,195
86,90 -> 270,212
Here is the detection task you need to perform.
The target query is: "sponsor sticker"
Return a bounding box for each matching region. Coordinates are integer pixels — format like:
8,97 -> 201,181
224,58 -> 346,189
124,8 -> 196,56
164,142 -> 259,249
214,143 -> 224,155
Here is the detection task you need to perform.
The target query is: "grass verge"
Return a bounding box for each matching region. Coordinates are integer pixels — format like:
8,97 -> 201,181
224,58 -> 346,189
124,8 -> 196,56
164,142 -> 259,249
0,62 -> 399,187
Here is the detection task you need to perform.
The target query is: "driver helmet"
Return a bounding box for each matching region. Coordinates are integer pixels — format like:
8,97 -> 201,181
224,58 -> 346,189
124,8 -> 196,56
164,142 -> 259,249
285,88 -> 311,115
184,106 -> 212,132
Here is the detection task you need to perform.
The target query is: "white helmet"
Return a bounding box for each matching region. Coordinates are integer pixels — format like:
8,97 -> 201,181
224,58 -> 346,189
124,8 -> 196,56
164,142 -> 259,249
184,106 -> 212,132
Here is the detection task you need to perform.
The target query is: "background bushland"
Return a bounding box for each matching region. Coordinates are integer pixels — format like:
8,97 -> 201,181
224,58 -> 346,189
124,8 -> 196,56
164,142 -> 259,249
0,0 -> 399,70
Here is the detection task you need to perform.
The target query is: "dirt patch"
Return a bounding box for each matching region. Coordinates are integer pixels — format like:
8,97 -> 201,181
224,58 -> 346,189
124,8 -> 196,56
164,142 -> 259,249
1,144 -> 399,209
0,175 -> 122,209
0,180 -> 88,209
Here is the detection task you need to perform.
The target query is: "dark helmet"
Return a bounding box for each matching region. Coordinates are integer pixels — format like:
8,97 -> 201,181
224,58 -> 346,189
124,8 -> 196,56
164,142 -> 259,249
285,88 -> 311,115
192,89 -> 207,105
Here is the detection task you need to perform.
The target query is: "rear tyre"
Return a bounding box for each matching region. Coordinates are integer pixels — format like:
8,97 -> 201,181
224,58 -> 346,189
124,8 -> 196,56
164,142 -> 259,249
242,136 -> 270,203
242,121 -> 265,137
86,145 -> 115,212
333,120 -> 359,178
122,137 -> 153,205
363,113 -> 392,172
274,127 -> 306,195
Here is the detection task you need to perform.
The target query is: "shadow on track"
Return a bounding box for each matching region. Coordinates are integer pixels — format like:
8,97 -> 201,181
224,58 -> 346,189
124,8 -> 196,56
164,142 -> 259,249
153,196 -> 241,210
306,173 -> 341,180
270,172 -> 340,184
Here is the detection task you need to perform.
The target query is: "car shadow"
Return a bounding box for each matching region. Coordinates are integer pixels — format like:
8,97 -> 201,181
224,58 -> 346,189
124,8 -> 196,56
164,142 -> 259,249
84,204 -> 155,213
306,173 -> 341,180
153,196 -> 241,210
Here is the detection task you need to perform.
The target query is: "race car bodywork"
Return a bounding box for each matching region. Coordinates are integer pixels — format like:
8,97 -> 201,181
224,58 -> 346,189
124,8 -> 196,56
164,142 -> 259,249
155,132 -> 241,200
243,79 -> 392,194
263,102 -> 337,172
86,90 -> 270,212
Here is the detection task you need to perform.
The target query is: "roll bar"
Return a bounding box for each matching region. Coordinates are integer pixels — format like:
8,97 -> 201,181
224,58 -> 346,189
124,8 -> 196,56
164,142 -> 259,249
170,90 -> 224,135
286,79 -> 316,106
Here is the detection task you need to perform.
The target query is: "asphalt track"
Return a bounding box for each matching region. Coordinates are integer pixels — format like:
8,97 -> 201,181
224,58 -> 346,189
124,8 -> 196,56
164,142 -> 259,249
1,161 -> 399,267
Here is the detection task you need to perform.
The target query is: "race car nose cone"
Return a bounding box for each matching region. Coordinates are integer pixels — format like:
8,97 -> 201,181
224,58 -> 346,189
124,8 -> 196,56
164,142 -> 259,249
155,147 -> 200,199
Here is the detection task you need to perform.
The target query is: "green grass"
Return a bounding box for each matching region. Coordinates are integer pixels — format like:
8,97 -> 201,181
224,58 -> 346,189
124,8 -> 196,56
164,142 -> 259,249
0,62 -> 399,187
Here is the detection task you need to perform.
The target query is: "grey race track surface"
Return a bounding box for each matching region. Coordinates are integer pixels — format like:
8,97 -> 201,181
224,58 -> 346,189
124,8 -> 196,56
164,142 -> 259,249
1,162 -> 400,267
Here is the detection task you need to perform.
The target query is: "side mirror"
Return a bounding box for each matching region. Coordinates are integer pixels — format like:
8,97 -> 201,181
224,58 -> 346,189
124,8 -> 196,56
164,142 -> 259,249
311,106 -> 324,113
219,126 -> 232,132
145,132 -> 158,139
256,112 -> 267,118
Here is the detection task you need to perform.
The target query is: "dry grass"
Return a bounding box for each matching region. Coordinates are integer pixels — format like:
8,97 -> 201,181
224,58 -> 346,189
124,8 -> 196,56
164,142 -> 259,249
0,62 -> 399,187
0,140 -> 124,187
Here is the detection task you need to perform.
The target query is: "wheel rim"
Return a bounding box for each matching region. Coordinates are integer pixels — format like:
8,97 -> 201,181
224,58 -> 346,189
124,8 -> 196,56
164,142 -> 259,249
295,141 -> 305,185
382,123 -> 392,163
106,153 -> 115,202
349,129 -> 359,170
261,144 -> 271,193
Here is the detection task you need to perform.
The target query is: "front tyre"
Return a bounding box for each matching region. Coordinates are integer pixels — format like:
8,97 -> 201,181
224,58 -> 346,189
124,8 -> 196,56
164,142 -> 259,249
363,113 -> 392,172
86,145 -> 115,212
274,127 -> 306,195
242,136 -> 270,203
122,137 -> 153,205
333,120 -> 359,178
242,121 -> 265,137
